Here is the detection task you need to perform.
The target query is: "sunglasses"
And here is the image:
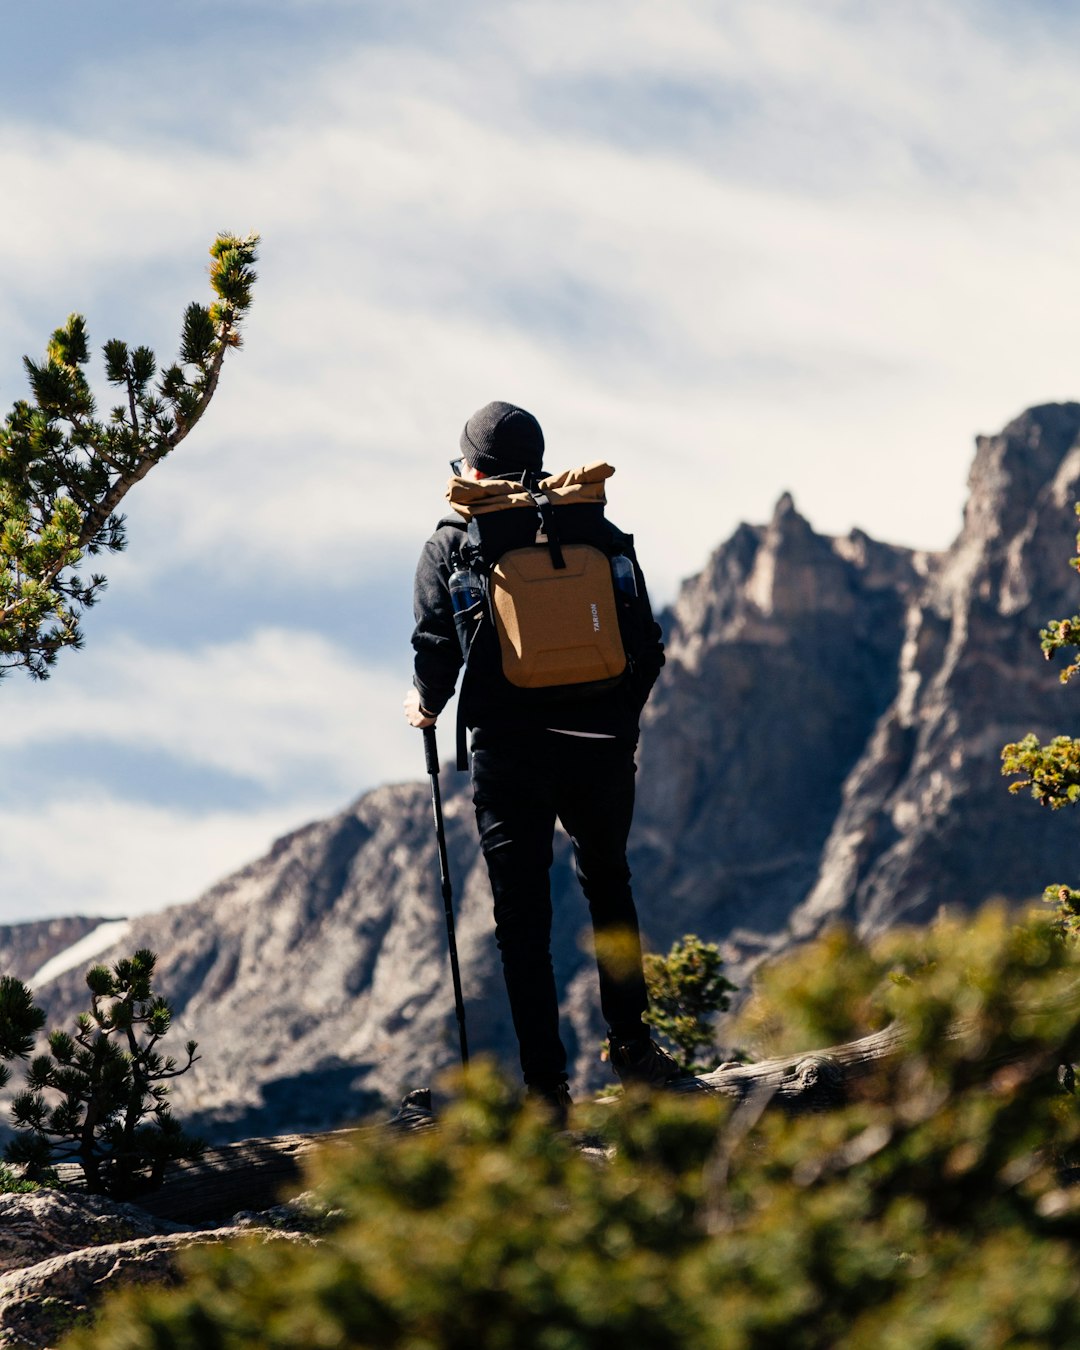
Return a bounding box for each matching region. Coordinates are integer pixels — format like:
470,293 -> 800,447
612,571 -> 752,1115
449,456 -> 465,476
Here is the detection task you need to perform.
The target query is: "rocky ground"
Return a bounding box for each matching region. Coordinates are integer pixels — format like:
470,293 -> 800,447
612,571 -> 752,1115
0,1185 -> 323,1350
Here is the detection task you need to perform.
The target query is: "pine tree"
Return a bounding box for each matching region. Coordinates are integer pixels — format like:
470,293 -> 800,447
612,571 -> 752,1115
0,976 -> 46,1089
0,232 -> 259,679
1,950 -> 202,1199
643,934 -> 736,1073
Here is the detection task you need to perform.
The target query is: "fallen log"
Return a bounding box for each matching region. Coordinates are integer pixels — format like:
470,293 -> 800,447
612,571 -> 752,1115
52,1125 -> 373,1226
49,1025 -> 915,1225
683,1021 -> 910,1109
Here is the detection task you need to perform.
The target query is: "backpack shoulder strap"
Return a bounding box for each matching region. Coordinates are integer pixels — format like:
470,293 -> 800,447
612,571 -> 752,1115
462,518 -> 487,570
605,521 -> 633,554
451,525 -> 481,771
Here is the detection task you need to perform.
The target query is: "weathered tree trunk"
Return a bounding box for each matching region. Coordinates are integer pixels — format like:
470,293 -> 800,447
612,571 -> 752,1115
681,1022 -> 910,1109
51,1026 -> 913,1224
53,1126 -> 370,1225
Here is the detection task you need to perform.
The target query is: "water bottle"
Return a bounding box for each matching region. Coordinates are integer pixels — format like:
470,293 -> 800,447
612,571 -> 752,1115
449,566 -> 483,613
449,566 -> 484,655
611,553 -> 638,599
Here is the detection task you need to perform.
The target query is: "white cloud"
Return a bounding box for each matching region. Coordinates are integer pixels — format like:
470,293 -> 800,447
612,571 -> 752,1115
3,5 -> 1079,600
0,796 -> 312,922
0,629 -> 413,795
5,1 -> 1080,923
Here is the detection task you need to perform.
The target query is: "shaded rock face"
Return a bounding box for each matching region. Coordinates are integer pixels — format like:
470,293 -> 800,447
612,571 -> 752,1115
631,493 -> 928,953
32,781 -> 531,1139
0,917 -> 100,984
789,403 -> 1080,941
23,403 -> 1080,1131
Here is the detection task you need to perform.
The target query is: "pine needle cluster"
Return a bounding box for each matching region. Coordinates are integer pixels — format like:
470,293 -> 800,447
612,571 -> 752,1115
0,232 -> 258,678
0,950 -> 202,1199
1001,499 -> 1080,925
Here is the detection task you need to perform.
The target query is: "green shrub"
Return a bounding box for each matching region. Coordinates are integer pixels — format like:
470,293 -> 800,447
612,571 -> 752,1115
0,1163 -> 44,1194
643,933 -> 736,1073
63,906 -> 1080,1350
2,950 -> 203,1198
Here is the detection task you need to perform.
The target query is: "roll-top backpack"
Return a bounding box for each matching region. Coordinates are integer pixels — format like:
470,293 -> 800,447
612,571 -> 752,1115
446,461 -> 647,765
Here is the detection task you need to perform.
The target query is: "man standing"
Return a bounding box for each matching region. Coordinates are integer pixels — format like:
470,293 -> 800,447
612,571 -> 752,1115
404,400 -> 679,1124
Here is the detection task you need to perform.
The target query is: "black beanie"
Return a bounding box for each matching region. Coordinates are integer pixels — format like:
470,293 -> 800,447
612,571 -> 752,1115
459,401 -> 544,476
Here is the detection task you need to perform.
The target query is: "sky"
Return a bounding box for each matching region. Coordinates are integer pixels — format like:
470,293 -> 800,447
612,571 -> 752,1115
3,0 -> 1080,924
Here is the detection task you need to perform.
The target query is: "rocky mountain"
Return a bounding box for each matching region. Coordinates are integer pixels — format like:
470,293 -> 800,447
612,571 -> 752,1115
0,916 -> 101,984
632,491 -> 929,957
19,403 -> 1080,1139
634,402 -> 1080,958
787,403 -> 1080,941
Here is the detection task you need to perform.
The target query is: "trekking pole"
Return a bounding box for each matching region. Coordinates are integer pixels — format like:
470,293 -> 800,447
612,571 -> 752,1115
423,725 -> 470,1067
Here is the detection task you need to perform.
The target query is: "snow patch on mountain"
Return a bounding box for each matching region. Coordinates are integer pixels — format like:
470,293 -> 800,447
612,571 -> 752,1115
29,920 -> 132,990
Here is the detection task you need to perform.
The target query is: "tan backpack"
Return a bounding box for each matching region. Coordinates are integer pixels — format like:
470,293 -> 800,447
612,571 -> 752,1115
447,461 -> 634,692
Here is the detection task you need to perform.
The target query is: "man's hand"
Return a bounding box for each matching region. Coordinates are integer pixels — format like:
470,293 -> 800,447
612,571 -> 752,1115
403,687 -> 437,728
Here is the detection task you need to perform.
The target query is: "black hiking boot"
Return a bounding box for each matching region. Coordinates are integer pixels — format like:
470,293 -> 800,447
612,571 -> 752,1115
609,1036 -> 685,1088
388,1087 -> 436,1131
525,1080 -> 573,1130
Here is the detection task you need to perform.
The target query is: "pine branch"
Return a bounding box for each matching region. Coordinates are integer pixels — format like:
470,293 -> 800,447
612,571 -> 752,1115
0,231 -> 259,678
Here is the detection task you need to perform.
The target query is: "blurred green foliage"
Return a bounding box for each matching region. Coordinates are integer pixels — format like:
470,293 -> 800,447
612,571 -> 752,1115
1047,885 -> 1080,943
64,906 -> 1080,1350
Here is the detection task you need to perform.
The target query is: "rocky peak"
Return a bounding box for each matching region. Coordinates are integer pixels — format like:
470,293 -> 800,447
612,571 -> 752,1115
935,404 -> 1080,619
665,491 -> 904,676
789,402 -> 1080,940
967,404 -> 1080,543
633,491 -> 925,952
662,521 -> 763,671
743,492 -> 855,620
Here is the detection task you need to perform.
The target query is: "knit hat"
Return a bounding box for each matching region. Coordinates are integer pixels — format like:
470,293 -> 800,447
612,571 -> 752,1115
460,401 -> 544,476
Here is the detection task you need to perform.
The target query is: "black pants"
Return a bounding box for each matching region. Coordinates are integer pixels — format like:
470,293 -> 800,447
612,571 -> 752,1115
470,726 -> 650,1086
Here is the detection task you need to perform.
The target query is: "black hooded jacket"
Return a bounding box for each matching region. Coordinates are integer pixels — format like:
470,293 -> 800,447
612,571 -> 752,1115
411,513 -> 665,742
